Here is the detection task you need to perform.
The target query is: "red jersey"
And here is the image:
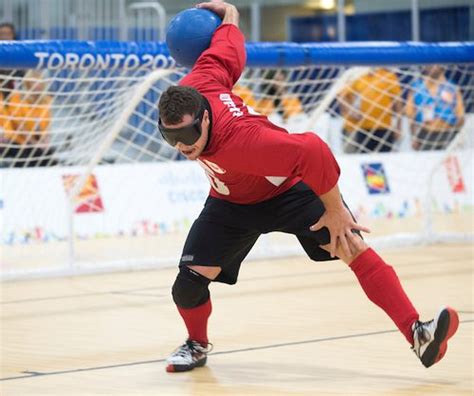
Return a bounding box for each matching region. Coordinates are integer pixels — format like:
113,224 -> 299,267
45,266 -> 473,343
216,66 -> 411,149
180,24 -> 340,204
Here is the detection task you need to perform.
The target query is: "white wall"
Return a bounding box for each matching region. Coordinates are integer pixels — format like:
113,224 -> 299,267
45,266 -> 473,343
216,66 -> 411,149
1,149 -> 471,245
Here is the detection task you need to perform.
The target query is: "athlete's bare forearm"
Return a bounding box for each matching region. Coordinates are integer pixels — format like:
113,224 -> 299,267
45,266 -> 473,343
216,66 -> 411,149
318,183 -> 345,211
310,183 -> 370,258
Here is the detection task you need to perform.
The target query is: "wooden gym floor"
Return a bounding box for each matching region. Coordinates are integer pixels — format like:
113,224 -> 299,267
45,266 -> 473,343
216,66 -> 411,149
1,244 -> 473,395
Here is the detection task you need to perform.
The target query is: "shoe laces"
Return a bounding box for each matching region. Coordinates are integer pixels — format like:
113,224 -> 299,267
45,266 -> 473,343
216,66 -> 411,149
175,340 -> 213,358
413,319 -> 433,345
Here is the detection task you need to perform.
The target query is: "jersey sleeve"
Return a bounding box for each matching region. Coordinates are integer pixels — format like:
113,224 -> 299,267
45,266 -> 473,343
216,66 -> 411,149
220,127 -> 340,196
182,24 -> 246,89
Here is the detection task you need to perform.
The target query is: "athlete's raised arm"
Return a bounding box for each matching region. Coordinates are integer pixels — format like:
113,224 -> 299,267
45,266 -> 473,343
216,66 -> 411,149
183,1 -> 245,89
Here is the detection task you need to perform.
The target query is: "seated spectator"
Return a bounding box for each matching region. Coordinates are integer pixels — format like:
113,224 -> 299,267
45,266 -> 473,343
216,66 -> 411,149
232,84 -> 257,109
0,23 -> 22,166
0,22 -> 23,102
255,69 -> 303,122
338,68 -> 402,153
280,96 -> 303,119
406,65 -> 465,151
253,97 -> 274,117
2,70 -> 57,167
0,91 -> 14,145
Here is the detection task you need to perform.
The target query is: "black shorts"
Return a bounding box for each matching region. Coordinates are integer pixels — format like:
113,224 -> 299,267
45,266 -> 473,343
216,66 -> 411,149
179,181 -> 348,285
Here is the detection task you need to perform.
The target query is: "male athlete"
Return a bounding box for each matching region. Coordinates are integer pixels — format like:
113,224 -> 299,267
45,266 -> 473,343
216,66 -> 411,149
158,0 -> 459,373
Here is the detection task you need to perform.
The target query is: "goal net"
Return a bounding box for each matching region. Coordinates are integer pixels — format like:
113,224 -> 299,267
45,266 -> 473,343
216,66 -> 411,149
0,41 -> 472,280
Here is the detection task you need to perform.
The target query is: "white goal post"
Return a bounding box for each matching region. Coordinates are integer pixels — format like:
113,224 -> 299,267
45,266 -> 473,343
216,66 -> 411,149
0,41 -> 473,280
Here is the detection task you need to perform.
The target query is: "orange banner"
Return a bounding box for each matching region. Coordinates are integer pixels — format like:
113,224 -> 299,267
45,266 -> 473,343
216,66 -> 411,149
62,174 -> 104,213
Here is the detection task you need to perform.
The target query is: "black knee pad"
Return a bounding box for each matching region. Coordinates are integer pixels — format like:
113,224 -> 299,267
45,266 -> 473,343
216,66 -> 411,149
172,266 -> 211,309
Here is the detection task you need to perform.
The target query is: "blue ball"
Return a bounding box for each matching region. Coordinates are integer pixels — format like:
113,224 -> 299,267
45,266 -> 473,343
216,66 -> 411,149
166,8 -> 222,69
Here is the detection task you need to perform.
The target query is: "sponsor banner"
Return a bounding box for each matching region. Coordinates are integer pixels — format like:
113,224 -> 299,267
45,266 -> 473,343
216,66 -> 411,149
0,150 -> 472,245
361,163 -> 390,195
444,155 -> 465,193
338,150 -> 472,220
62,174 -> 104,213
0,162 -> 209,244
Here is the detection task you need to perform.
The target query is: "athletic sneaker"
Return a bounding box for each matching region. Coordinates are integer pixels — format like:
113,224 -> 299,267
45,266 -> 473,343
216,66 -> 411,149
411,306 -> 459,368
166,339 -> 213,373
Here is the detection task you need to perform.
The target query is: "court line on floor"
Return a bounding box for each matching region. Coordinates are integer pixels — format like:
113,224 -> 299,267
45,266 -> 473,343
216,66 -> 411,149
2,319 -> 473,382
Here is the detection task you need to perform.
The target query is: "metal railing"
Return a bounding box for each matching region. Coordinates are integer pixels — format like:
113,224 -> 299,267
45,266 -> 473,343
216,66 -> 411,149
0,0 -> 166,41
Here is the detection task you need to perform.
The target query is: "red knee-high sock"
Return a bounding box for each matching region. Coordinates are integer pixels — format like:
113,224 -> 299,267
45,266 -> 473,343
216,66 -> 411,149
177,298 -> 212,346
350,248 -> 419,344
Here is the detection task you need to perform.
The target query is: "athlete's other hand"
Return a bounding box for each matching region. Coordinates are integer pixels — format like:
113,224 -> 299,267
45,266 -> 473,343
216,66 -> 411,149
310,206 -> 370,259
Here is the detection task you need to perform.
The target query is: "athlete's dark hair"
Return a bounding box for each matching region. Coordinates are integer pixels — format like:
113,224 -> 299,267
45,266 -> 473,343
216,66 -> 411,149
158,86 -> 203,125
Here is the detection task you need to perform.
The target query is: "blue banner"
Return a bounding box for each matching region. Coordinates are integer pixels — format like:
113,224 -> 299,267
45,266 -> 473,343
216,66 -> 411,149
0,40 -> 473,69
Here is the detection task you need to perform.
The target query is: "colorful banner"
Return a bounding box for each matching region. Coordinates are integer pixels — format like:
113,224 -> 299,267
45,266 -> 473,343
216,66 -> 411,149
0,150 -> 472,245
62,174 -> 104,213
361,162 -> 390,195
444,155 -> 465,193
